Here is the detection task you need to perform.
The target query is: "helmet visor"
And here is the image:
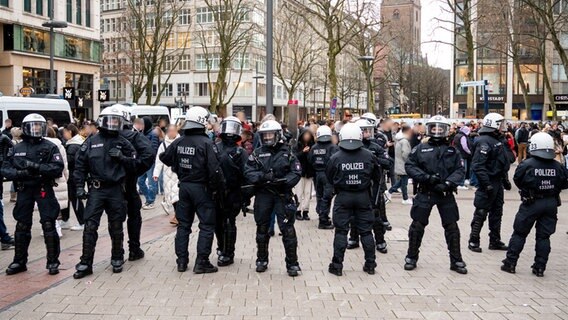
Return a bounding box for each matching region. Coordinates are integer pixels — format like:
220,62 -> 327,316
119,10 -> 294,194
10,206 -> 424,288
99,115 -> 123,131
361,127 -> 374,140
427,123 -> 449,138
260,131 -> 278,146
24,121 -> 46,138
221,120 -> 242,136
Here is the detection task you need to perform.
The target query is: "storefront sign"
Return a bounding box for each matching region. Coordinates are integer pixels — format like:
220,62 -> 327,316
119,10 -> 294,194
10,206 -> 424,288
19,87 -> 34,97
478,95 -> 505,102
63,87 -> 75,100
554,95 -> 568,103
98,90 -> 109,102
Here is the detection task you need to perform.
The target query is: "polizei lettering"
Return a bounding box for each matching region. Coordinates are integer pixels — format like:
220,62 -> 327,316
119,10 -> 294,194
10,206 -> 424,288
177,146 -> 195,155
534,169 -> 556,177
341,162 -> 364,171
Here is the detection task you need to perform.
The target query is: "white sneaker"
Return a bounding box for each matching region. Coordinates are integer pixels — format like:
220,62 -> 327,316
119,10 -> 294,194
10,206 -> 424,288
457,186 -> 469,190
402,199 -> 413,205
70,224 -> 84,231
59,220 -> 71,230
464,179 -> 470,186
384,192 -> 391,205
408,179 -> 413,184
56,220 -> 63,238
142,203 -> 155,210
396,188 -> 402,193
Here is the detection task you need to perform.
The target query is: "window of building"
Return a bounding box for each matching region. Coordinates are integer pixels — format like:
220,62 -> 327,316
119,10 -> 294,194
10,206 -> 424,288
24,0 -> 31,12
477,63 -> 507,95
553,64 -> 568,82
195,82 -> 209,96
86,0 -> 91,27
513,64 -> 543,95
164,83 -> 173,96
179,54 -> 191,71
454,65 -> 469,95
36,0 -> 43,15
196,53 -> 220,70
177,32 -> 190,48
0,0 -> 8,8
152,84 -> 158,96
76,0 -> 82,25
393,9 -> 400,20
233,82 -> 252,97
22,27 -> 49,54
163,11 -> 172,25
196,7 -> 214,24
177,83 -> 190,96
163,55 -> 175,71
179,9 -> 191,25
198,30 -> 217,47
166,33 -> 175,49
232,53 -> 250,70
66,0 -> 72,22
23,67 -> 56,95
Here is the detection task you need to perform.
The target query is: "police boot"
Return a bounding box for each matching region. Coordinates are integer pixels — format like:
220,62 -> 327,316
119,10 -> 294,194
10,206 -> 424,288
302,211 -> 310,221
176,258 -> 188,272
109,221 -> 125,274
500,260 -> 516,274
43,221 -> 61,275
295,211 -> 303,221
531,264 -> 545,277
318,217 -> 334,230
363,261 -> 377,275
450,261 -> 468,274
468,209 -> 487,253
404,257 -> 417,271
194,258 -> 219,274
376,242 -> 388,254
286,262 -> 301,277
489,241 -> 508,251
6,223 -> 32,275
74,221 -> 98,279
383,220 -> 392,231
347,239 -> 359,249
217,255 -> 234,267
328,258 -> 343,276
282,226 -> 300,277
256,260 -> 268,273
73,262 -> 93,279
128,248 -> 145,261
218,222 -> 236,267
405,221 -> 424,271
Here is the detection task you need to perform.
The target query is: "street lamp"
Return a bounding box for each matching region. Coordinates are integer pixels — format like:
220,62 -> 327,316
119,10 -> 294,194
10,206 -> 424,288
358,55 -> 374,113
42,20 -> 68,95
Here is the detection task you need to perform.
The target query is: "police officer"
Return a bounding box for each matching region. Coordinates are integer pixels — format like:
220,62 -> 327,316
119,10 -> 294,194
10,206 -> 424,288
244,120 -> 302,276
347,119 -> 391,253
73,107 -> 138,279
2,114 -> 64,275
160,107 -> 223,274
214,116 -> 248,267
404,116 -> 467,274
501,133 -> 568,277
468,113 -> 511,253
326,123 -> 379,276
113,104 -> 156,261
308,125 -> 338,229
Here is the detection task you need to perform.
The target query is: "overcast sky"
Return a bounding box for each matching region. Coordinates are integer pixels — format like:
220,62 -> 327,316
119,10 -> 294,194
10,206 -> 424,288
419,0 -> 453,70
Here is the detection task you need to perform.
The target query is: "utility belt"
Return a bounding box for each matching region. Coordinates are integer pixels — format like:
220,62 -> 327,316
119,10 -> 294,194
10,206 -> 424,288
520,190 -> 559,205
88,178 -> 122,190
15,180 -> 56,192
417,184 -> 455,197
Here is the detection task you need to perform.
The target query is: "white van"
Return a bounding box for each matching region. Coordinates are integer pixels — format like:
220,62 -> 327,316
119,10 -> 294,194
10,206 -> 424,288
127,105 -> 171,125
0,96 -> 73,129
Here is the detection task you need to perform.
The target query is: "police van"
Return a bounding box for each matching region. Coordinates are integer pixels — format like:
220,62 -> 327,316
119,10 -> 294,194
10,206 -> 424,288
0,96 -> 73,130
127,104 -> 171,125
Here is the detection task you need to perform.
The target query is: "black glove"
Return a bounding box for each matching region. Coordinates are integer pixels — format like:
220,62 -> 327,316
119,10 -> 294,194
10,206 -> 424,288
433,182 -> 450,193
503,178 -> 512,191
24,160 -> 40,171
76,188 -> 88,200
108,148 -> 125,162
483,184 -> 495,195
16,169 -> 31,178
263,171 -> 274,183
428,174 -> 441,185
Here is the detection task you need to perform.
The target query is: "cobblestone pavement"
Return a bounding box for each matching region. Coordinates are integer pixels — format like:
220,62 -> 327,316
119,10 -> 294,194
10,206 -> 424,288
1,175 -> 568,319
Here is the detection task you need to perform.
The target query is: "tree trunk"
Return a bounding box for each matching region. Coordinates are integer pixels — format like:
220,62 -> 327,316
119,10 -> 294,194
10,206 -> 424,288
513,56 -> 531,120
328,50 -> 338,111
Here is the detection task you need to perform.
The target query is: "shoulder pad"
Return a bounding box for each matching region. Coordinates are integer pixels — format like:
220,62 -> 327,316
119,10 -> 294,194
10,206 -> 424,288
80,142 -> 88,152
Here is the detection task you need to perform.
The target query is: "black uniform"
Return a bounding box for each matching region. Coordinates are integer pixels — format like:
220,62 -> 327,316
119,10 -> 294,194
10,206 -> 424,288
404,139 -> 467,273
120,129 -> 156,260
244,142 -> 301,275
326,147 -> 380,275
348,140 -> 391,251
501,157 -> 568,275
2,136 -> 64,274
468,132 -> 511,251
214,138 -> 248,266
160,130 -> 223,272
308,140 -> 339,228
73,130 -> 137,276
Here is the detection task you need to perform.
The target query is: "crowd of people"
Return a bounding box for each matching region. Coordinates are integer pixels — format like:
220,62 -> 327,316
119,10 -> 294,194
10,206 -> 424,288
0,106 -> 567,279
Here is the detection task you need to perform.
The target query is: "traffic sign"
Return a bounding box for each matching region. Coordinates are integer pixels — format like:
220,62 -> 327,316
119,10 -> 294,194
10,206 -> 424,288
460,81 -> 486,87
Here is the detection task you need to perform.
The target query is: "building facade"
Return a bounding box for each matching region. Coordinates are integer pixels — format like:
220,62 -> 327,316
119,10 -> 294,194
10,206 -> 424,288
0,0 -> 101,121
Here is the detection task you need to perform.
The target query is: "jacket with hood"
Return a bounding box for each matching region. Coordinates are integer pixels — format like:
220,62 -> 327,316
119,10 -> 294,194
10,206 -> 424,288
46,137 -> 69,209
153,134 -> 180,208
65,134 -> 85,174
142,117 -> 160,154
294,129 -> 315,178
393,131 -> 411,176
452,126 -> 472,160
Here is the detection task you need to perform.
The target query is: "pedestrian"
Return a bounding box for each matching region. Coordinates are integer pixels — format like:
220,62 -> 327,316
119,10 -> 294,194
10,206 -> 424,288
468,113 -> 511,253
326,123 -> 379,276
0,131 -> 13,250
244,120 -> 302,276
452,125 -> 473,189
387,125 -> 413,204
403,115 -> 467,274
308,125 -> 338,230
2,119 -> 13,139
138,117 -> 160,209
45,127 -> 68,238
294,128 -> 315,221
62,124 -> 85,231
159,107 -> 223,274
153,124 -> 180,224
501,132 -> 568,277
214,116 -> 248,267
72,107 -> 138,279
9,127 -> 23,202
3,114 -> 64,275
515,122 -> 529,163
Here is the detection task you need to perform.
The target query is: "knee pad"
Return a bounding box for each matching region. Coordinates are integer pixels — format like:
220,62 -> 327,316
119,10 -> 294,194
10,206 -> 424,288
410,220 -> 426,233
42,221 -> 56,233
474,209 -> 488,220
84,220 -> 99,233
15,222 -> 32,233
535,232 -> 551,241
443,222 -> 459,232
282,226 -> 297,239
256,225 -> 269,243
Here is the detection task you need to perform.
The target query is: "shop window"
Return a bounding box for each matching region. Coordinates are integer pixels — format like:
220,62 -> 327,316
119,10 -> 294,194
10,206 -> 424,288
22,67 -> 56,95
22,27 -> 48,54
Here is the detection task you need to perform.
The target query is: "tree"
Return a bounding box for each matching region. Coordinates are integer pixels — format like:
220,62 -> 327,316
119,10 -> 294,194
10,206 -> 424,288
196,0 -> 257,115
295,0 -> 377,108
123,0 -> 190,104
